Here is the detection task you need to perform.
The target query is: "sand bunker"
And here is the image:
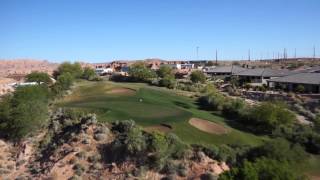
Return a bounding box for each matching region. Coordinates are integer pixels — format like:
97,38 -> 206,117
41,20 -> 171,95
189,118 -> 229,135
106,88 -> 136,95
144,124 -> 172,133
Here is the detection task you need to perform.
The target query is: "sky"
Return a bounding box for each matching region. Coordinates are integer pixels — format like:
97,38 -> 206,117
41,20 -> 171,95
0,0 -> 320,62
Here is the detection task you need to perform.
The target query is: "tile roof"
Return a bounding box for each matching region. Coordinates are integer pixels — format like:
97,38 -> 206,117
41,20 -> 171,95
206,65 -> 246,74
268,73 -> 320,85
235,68 -> 292,77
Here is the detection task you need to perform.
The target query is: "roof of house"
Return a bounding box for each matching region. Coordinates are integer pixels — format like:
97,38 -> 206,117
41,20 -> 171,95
297,66 -> 320,73
268,73 -> 320,85
206,65 -> 246,74
235,68 -> 292,77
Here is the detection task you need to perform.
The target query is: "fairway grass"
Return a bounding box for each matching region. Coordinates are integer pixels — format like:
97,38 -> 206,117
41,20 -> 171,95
58,80 -> 267,147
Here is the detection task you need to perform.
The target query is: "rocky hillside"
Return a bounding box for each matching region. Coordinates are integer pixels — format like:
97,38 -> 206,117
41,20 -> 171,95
0,109 -> 229,180
0,59 -> 58,77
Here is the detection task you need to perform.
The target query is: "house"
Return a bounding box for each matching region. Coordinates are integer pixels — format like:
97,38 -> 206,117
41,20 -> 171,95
234,68 -> 292,86
149,63 -> 160,70
267,73 -> 320,93
167,64 -> 182,69
181,63 -> 194,69
95,68 -> 113,75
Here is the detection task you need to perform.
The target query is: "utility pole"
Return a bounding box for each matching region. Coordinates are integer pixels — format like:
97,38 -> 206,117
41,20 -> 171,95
314,46 -> 316,60
215,49 -> 218,65
248,49 -> 251,61
273,52 -> 275,61
196,46 -> 199,60
294,48 -> 297,59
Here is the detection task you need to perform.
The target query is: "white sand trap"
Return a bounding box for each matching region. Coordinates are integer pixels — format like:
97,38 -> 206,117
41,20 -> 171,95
189,118 -> 229,135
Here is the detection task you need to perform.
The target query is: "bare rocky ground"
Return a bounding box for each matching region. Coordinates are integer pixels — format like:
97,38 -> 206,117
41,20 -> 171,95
0,59 -> 59,77
0,111 -> 229,180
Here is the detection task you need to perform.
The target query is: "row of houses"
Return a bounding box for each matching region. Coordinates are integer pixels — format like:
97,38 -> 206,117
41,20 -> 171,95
92,60 -> 320,93
93,60 -> 207,76
206,65 -> 320,93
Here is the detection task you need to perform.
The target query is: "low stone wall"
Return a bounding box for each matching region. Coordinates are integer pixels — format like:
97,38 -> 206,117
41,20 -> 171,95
242,91 -> 294,102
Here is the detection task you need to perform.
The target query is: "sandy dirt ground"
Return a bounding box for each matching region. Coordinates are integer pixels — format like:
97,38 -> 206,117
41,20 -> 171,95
144,124 -> 172,133
106,88 -> 136,95
189,118 -> 229,135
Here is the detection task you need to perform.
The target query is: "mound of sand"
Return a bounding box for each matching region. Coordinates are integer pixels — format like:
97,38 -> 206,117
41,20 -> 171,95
189,118 -> 229,135
144,124 -> 172,133
106,87 -> 136,95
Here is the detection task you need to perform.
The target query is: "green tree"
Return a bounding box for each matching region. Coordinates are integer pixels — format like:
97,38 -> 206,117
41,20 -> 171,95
4,85 -> 49,140
82,67 -> 97,80
56,72 -> 74,90
219,158 -> 305,180
295,85 -> 305,93
248,102 -> 296,133
315,114 -> 320,133
252,138 -> 307,164
158,65 -> 174,78
55,62 -> 83,79
159,75 -> 176,89
26,72 -> 52,84
0,95 -> 12,136
190,70 -> 206,83
129,62 -> 156,82
222,99 -> 246,119
52,72 -> 74,96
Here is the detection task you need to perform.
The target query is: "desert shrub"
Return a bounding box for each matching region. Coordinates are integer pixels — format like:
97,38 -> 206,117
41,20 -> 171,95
111,120 -> 136,134
161,160 -> 177,175
0,168 -> 10,175
161,175 -> 176,180
92,162 -> 103,170
177,163 -> 188,177
243,83 -> 252,90
132,166 -> 147,177
198,91 -> 225,111
88,154 -> 101,163
73,163 -> 85,176
69,157 -> 77,164
190,70 -> 206,83
219,158 -> 305,180
247,138 -> 307,164
68,175 -> 81,180
295,85 -> 305,93
82,67 -> 97,81
159,75 -> 176,89
109,121 -> 147,163
315,114 -> 320,133
94,133 -> 107,141
96,126 -> 110,134
76,151 -> 87,160
272,124 -> 320,154
245,102 -> 296,133
201,172 -> 217,180
222,98 -> 246,119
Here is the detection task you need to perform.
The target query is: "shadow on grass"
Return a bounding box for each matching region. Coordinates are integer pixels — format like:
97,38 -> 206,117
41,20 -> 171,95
174,101 -> 191,109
